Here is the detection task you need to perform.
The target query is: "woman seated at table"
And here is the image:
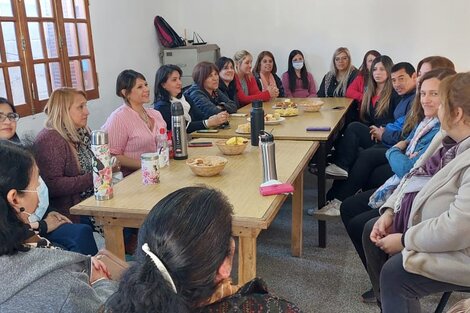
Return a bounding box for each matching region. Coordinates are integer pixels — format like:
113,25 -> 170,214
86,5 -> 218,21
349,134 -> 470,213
417,55 -> 455,78
281,49 -> 317,98
233,50 -> 278,107
216,56 -> 239,106
346,50 -> 381,104
184,62 -> 237,121
363,72 -> 470,312
102,69 -> 166,177
253,51 -> 285,98
0,140 -> 117,312
104,186 -> 301,313
2,96 -> 97,255
317,47 -> 358,97
154,64 -> 229,133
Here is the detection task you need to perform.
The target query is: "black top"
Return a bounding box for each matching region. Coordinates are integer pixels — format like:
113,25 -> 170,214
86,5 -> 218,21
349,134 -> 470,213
153,97 -> 206,133
253,72 -> 285,97
218,80 -> 239,107
317,69 -> 358,97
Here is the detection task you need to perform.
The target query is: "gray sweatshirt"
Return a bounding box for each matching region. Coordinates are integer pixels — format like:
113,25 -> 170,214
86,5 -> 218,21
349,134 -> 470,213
0,248 -> 117,313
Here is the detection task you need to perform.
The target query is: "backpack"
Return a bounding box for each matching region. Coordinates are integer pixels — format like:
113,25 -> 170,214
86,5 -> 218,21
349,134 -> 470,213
154,15 -> 186,48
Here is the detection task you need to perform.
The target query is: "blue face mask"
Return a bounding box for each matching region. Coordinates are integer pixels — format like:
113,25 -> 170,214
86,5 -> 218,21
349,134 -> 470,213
28,177 -> 49,223
292,61 -> 304,70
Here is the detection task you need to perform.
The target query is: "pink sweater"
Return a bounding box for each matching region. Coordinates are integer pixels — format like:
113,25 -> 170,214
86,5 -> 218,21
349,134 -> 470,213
281,72 -> 317,98
102,104 -> 166,176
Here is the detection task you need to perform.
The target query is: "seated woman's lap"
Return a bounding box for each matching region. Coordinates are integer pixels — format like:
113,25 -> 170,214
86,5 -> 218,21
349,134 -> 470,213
334,122 -> 376,170
46,223 -> 98,255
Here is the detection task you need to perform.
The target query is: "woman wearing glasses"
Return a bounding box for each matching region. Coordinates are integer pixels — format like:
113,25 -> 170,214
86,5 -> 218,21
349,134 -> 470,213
0,97 -> 21,142
318,47 -> 358,97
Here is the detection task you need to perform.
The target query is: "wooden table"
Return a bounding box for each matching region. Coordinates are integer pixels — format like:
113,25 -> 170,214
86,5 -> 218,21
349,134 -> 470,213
193,98 -> 353,247
71,139 -> 318,284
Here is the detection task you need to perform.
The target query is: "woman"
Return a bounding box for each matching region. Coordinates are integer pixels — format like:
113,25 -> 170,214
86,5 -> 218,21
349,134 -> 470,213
253,51 -> 285,97
34,88 -> 96,220
154,64 -> 228,133
417,56 -> 455,78
0,140 -> 116,312
233,50 -> 278,107
184,61 -> 237,121
281,50 -> 317,98
2,96 -> 98,255
216,57 -> 239,105
363,72 -> 470,312
104,187 -> 302,313
317,47 -> 358,97
346,50 -> 381,103
102,69 -> 166,177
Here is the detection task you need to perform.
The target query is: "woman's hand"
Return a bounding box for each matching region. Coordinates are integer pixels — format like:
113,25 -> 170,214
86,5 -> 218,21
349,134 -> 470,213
370,209 -> 394,243
376,233 -> 404,255
90,256 -> 110,284
44,211 -> 71,233
207,112 -> 229,128
267,85 -> 279,99
394,140 -> 408,151
369,125 -> 385,142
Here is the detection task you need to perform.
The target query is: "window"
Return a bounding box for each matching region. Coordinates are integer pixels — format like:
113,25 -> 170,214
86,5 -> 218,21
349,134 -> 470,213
0,0 -> 98,117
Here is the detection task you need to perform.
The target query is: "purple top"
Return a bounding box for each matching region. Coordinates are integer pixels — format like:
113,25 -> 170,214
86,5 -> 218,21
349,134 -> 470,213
281,72 -> 317,98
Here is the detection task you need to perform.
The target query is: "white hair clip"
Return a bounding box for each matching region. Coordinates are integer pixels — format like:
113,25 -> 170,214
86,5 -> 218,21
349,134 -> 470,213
142,243 -> 177,293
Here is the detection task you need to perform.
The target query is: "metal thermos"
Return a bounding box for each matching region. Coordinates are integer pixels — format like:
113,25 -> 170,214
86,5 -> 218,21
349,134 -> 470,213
171,101 -> 188,160
259,130 -> 278,183
250,100 -> 265,146
91,130 -> 113,200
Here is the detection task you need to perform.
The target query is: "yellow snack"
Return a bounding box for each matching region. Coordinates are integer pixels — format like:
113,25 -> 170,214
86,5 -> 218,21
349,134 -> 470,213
226,137 -> 248,145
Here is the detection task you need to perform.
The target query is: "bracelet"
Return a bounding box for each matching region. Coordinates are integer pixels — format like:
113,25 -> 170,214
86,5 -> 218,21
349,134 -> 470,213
203,119 -> 209,128
38,220 -> 48,236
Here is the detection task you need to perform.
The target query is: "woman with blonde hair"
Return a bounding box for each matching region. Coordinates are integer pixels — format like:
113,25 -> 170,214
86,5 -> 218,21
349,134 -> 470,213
34,88 -> 96,221
318,47 -> 358,97
233,50 -> 278,107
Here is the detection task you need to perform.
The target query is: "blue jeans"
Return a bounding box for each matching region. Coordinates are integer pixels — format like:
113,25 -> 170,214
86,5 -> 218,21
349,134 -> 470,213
46,223 -> 98,255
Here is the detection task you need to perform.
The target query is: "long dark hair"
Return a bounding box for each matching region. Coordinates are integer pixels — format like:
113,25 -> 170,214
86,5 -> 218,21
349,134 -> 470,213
116,69 -> 146,102
154,64 -> 183,102
105,186 -> 233,313
253,51 -> 278,75
287,50 -> 309,92
0,97 -> 20,142
358,50 -> 381,80
0,140 -> 35,256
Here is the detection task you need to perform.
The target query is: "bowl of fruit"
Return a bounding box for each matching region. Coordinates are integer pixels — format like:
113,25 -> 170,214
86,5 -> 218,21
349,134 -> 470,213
215,137 -> 249,155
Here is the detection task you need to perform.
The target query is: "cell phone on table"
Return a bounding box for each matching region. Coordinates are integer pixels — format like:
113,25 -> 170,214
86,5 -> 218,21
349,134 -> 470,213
197,129 -> 219,133
188,141 -> 213,147
95,249 -> 129,281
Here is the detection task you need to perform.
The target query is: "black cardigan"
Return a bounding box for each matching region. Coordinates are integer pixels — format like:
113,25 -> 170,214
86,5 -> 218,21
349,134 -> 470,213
153,97 -> 206,133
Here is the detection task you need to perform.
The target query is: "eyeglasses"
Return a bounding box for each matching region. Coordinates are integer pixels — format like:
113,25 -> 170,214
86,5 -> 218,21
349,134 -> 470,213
0,112 -> 20,122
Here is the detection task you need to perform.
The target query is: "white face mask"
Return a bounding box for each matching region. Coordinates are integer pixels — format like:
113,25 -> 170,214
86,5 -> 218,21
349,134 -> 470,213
292,61 -> 304,70
28,177 -> 49,223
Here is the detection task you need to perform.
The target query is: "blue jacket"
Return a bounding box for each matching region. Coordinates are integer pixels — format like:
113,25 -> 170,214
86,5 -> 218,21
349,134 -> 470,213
184,84 -> 237,119
386,121 -> 440,178
382,91 -> 416,147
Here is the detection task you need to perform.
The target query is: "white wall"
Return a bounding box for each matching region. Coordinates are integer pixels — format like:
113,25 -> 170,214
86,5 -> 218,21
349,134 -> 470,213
17,0 -> 161,138
18,0 -> 470,138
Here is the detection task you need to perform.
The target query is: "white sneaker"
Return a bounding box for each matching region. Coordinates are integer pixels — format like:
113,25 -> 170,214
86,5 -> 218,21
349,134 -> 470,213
325,163 -> 348,178
313,199 -> 342,218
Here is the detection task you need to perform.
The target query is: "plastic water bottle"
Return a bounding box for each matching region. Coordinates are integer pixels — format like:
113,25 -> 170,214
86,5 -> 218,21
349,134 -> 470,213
91,130 -> 113,200
250,100 -> 265,146
171,101 -> 188,160
156,128 -> 170,167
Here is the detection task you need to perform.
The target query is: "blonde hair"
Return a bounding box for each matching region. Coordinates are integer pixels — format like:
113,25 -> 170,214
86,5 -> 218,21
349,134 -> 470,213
331,47 -> 356,96
44,87 -> 87,144
233,50 -> 252,73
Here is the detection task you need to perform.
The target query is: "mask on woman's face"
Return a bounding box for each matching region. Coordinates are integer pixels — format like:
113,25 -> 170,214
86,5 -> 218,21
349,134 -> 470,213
28,177 -> 49,223
292,61 -> 304,70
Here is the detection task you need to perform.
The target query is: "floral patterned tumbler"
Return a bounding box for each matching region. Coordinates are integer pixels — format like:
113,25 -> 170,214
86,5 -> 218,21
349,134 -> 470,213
91,130 -> 114,200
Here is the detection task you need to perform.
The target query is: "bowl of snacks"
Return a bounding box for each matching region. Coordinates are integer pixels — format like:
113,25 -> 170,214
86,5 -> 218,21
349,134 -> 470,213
216,137 -> 248,155
186,156 -> 228,177
272,98 -> 297,109
236,122 -> 251,134
299,99 -> 324,112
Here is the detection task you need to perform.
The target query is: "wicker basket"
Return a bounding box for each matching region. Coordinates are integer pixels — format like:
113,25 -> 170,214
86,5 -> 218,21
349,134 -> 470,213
215,139 -> 248,155
299,100 -> 324,112
186,156 -> 228,177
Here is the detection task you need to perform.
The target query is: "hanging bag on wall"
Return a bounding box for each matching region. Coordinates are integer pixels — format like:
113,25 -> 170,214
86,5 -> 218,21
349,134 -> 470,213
154,15 -> 186,48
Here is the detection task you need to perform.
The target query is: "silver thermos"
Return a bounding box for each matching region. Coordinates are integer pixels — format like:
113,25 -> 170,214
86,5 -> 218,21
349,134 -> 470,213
259,130 -> 278,183
90,130 -> 113,200
171,101 -> 188,160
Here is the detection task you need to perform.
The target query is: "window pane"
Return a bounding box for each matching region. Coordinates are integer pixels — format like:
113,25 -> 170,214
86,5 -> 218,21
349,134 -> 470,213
43,22 -> 58,58
49,62 -> 62,90
70,60 -> 83,90
64,23 -> 78,56
8,67 -> 25,104
2,22 -> 19,62
77,23 -> 89,55
74,0 -> 85,18
61,0 -> 74,18
39,0 -> 53,17
0,0 -> 13,16
82,59 -> 94,90
0,70 -> 6,98
28,22 -> 44,59
34,63 -> 49,100
24,0 -> 39,17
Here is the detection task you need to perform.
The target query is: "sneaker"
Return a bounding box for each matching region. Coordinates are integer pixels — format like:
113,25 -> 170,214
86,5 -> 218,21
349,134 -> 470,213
313,199 -> 342,218
325,163 -> 348,178
361,288 -> 376,303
